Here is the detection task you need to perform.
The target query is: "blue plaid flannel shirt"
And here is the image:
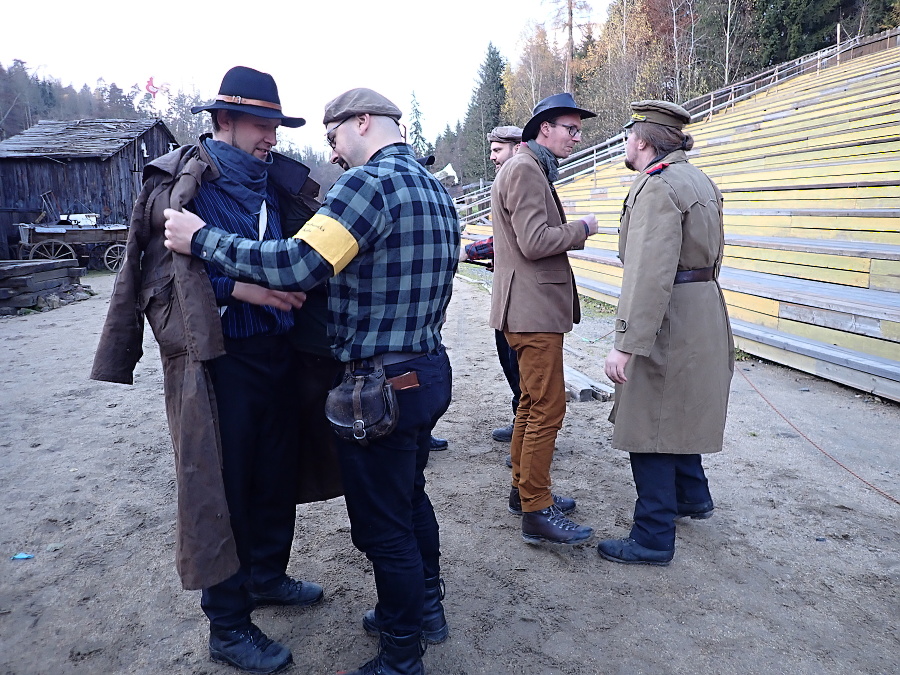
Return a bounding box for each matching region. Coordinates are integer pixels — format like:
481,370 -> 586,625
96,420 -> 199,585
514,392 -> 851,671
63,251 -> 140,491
192,143 -> 460,362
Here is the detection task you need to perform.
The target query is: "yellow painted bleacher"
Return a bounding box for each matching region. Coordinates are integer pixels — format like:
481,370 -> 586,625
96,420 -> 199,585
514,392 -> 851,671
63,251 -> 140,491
462,36 -> 900,401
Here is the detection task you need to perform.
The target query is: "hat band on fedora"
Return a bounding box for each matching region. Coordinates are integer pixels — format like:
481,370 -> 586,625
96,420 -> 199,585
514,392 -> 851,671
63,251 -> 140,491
216,95 -> 282,111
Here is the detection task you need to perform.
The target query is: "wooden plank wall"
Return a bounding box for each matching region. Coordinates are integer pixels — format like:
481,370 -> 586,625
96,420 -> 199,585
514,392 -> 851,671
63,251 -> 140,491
0,122 -> 176,236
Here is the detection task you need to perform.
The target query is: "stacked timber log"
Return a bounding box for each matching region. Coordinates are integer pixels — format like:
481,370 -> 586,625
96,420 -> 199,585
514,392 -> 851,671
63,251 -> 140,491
0,260 -> 91,315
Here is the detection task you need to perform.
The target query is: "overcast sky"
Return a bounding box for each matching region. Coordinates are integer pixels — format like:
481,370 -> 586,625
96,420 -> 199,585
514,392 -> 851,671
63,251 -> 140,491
5,0 -> 612,151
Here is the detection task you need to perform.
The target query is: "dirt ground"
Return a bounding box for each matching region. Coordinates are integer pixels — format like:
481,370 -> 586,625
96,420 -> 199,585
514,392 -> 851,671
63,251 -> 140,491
1,269 -> 898,675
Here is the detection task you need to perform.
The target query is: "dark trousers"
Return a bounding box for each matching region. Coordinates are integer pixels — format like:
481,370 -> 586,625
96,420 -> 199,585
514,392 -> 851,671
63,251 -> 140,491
629,453 -> 711,551
201,335 -> 299,630
494,329 -> 520,415
336,347 -> 452,636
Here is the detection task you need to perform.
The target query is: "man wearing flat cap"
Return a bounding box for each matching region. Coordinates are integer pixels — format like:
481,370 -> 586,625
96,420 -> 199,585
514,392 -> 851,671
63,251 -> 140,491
459,125 -> 523,447
489,93 -> 599,545
598,100 -> 734,566
92,66 -> 340,674
165,87 -> 459,675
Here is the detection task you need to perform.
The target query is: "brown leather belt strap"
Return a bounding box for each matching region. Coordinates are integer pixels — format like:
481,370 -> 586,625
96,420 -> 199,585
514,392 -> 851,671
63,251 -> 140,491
673,266 -> 716,284
215,95 -> 282,111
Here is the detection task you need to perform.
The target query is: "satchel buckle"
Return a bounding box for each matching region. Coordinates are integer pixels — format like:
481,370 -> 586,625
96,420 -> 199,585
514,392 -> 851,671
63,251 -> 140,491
352,419 -> 367,440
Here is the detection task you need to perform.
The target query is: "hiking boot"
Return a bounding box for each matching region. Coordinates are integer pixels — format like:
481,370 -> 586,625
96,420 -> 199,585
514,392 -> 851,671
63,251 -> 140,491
521,504 -> 593,545
508,487 -> 575,516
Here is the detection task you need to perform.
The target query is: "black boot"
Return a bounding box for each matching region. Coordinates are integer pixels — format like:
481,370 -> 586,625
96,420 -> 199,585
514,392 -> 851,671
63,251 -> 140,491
421,577 -> 449,644
362,578 -> 448,644
337,631 -> 426,675
209,623 -> 292,674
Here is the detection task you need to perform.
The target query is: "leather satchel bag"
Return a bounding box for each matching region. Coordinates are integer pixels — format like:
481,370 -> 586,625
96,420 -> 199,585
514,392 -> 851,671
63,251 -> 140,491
325,355 -> 398,446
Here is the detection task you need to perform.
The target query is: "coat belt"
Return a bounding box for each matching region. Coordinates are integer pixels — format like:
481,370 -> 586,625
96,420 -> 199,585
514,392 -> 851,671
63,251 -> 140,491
674,266 -> 716,284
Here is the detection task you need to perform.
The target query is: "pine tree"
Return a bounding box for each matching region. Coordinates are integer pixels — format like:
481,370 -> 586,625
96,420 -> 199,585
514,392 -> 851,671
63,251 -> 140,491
460,43 -> 507,184
408,92 -> 432,158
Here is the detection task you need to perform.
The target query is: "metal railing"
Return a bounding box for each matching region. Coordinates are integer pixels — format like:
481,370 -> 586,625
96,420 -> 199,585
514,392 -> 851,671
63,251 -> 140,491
455,26 -> 900,229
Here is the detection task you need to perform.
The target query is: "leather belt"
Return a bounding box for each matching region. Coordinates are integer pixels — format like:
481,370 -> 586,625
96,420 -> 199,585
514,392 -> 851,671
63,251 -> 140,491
381,351 -> 426,366
674,266 -> 716,284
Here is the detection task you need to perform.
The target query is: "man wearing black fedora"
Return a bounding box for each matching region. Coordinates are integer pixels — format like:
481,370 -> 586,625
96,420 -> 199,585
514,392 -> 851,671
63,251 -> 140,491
188,66 -> 339,675
489,93 -> 599,545
93,65 -> 341,675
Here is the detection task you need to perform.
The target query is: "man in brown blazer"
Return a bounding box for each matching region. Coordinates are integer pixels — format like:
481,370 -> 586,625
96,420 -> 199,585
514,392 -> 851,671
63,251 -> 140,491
599,100 -> 734,566
489,93 -> 599,545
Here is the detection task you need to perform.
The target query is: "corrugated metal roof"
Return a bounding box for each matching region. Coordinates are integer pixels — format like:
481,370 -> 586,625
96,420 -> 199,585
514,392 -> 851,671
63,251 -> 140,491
0,119 -> 166,160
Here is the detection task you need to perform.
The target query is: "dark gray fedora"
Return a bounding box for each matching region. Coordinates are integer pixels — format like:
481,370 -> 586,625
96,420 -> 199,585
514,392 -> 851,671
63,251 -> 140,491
521,92 -> 596,142
191,66 -> 305,128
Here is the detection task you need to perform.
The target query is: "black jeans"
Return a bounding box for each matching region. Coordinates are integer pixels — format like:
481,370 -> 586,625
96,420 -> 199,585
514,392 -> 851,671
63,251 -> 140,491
629,453 -> 711,551
201,335 -> 299,630
336,347 -> 452,636
494,329 -> 520,415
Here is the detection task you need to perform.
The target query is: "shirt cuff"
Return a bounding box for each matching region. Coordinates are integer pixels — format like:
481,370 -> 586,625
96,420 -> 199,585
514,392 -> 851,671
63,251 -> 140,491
192,225 -> 222,260
209,275 -> 236,305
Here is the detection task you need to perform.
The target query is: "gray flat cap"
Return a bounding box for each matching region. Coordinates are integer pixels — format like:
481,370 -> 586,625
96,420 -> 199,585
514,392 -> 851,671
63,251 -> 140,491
323,88 -> 402,125
487,125 -> 523,143
624,100 -> 692,129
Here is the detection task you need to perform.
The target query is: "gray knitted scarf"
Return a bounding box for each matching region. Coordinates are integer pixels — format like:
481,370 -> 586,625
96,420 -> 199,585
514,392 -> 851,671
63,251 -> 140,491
527,139 -> 560,182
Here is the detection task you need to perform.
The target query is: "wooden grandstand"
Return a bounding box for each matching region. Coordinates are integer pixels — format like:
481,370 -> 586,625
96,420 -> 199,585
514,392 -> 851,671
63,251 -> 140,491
460,29 -> 900,402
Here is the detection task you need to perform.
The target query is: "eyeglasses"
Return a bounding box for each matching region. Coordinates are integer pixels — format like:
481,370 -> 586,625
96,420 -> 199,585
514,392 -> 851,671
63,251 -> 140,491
548,122 -> 582,138
325,117 -> 350,149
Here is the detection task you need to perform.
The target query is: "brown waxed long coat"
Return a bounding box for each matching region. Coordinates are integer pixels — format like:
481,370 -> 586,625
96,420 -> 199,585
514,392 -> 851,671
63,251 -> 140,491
609,149 -> 734,454
90,142 -> 341,590
489,144 -> 588,333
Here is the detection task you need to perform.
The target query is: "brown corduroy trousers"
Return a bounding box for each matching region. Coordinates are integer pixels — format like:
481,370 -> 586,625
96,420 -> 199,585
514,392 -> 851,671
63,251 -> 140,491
504,331 -> 567,513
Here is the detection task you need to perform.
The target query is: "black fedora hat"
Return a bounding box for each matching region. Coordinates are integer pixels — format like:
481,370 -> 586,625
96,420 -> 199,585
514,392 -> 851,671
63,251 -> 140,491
191,66 -> 305,128
521,92 -> 596,142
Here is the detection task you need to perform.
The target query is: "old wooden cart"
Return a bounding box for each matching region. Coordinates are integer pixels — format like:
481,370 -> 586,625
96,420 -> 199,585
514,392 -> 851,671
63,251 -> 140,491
18,213 -> 127,272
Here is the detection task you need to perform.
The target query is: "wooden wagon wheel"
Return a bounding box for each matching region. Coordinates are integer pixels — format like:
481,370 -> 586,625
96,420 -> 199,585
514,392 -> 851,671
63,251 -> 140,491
28,239 -> 77,262
103,243 -> 126,272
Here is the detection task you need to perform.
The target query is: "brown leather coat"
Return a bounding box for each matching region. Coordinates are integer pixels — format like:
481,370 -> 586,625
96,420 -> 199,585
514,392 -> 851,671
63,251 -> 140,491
90,141 -> 338,590
488,144 -> 588,333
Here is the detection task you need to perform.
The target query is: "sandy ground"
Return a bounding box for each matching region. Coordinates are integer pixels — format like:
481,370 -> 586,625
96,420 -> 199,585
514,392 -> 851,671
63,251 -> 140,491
1,270 -> 898,675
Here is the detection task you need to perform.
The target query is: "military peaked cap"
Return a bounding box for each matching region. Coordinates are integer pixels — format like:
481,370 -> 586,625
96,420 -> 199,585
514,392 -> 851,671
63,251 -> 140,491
624,100 -> 691,129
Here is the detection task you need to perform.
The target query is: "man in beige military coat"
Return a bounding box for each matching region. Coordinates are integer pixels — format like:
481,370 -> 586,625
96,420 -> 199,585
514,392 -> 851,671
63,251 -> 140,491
490,93 -> 599,545
599,100 -> 734,566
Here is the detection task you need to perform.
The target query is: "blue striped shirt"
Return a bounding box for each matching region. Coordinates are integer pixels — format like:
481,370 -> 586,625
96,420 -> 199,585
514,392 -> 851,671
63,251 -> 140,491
192,143 -> 460,362
191,181 -> 293,339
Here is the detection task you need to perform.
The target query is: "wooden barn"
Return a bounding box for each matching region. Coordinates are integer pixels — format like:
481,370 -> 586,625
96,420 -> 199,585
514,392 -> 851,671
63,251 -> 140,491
0,118 -> 177,258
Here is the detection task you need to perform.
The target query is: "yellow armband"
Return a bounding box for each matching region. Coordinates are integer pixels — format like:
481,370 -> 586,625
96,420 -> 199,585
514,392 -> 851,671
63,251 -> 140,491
293,213 -> 359,274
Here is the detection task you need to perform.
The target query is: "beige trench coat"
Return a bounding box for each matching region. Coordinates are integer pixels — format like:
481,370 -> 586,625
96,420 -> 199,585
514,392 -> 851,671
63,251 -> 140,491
609,150 -> 734,454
